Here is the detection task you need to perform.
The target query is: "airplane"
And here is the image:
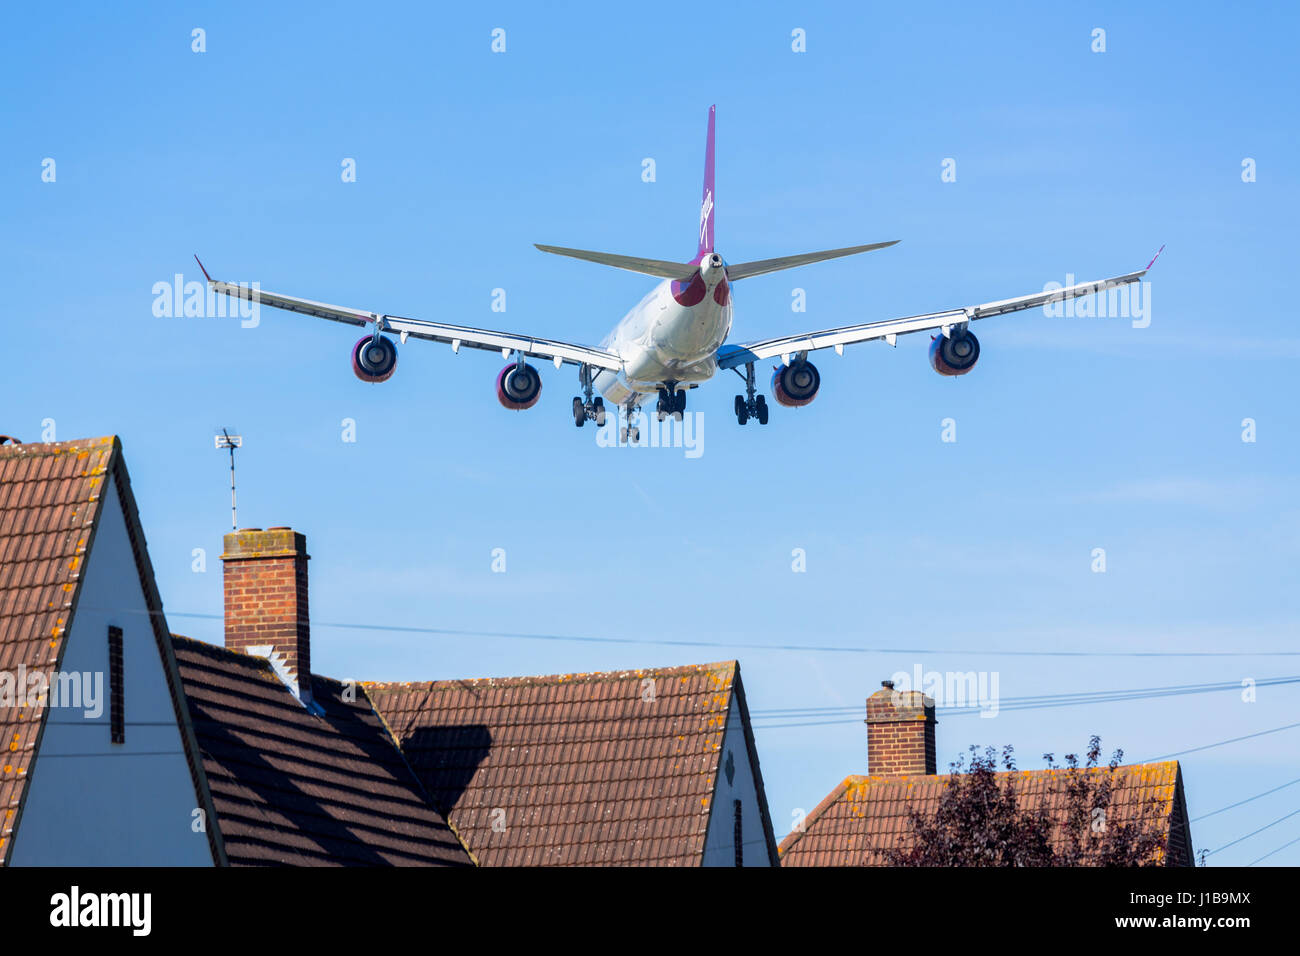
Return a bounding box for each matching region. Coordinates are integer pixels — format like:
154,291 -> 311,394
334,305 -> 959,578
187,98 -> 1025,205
197,105 -> 1162,442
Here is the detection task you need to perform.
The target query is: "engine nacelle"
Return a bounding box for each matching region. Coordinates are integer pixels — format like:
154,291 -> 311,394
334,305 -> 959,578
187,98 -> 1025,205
352,334 -> 398,382
929,330 -> 980,376
771,360 -> 821,407
496,362 -> 543,410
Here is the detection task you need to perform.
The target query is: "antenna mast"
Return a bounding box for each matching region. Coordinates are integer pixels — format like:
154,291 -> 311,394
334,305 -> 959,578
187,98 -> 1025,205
214,429 -> 243,530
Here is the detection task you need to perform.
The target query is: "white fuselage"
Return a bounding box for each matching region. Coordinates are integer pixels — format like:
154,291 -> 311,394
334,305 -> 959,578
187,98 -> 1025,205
592,253 -> 733,406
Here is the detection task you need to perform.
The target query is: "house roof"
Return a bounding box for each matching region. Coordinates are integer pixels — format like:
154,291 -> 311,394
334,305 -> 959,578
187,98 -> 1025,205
172,635 -> 473,866
779,761 -> 1194,866
365,659 -> 779,866
0,437 -> 214,865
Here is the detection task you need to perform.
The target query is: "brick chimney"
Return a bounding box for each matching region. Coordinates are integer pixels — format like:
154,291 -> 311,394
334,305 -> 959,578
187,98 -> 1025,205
221,527 -> 311,703
866,679 -> 937,776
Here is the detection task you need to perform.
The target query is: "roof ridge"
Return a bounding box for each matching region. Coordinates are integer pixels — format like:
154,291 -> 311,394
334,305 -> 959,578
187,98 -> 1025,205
0,435 -> 118,458
363,659 -> 738,690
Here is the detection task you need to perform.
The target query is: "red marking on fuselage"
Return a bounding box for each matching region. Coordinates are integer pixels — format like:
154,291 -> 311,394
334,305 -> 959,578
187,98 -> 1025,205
672,273 -> 707,307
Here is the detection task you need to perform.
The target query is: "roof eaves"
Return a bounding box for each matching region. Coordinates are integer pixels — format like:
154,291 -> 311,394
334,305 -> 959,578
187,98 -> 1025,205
698,661 -> 737,868
777,775 -> 858,859
109,443 -> 227,866
730,663 -> 782,866
3,437 -> 115,866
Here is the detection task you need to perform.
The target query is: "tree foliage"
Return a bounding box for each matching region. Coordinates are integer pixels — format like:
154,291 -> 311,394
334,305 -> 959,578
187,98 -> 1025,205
886,736 -> 1168,867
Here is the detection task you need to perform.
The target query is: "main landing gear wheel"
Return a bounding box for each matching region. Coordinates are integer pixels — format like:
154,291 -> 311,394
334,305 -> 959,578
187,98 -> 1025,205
573,365 -> 609,428
572,395 -> 606,426
572,364 -> 610,428
734,362 -> 768,425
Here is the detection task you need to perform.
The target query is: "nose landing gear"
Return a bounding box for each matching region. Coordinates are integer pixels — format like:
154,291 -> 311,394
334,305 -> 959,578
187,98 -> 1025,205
619,397 -> 642,444
733,362 -> 769,425
656,384 -> 686,421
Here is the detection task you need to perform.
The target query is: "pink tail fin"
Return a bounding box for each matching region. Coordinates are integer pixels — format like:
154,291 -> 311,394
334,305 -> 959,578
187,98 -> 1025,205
697,105 -> 716,258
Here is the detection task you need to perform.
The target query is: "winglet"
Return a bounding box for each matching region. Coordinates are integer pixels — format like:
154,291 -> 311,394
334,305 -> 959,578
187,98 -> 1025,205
1144,244 -> 1166,273
194,254 -> 213,283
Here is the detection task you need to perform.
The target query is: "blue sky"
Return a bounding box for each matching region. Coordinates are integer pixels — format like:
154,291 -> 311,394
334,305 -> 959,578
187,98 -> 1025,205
4,2 -> 1298,864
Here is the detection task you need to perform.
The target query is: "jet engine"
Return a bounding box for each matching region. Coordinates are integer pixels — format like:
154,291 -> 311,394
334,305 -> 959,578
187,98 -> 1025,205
771,360 -> 821,407
929,330 -> 980,376
352,334 -> 398,382
496,362 -> 543,410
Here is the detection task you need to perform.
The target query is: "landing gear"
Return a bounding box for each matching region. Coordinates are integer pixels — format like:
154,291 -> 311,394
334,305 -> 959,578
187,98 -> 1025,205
571,365 -> 607,427
619,397 -> 642,444
733,362 -> 769,426
656,385 -> 686,421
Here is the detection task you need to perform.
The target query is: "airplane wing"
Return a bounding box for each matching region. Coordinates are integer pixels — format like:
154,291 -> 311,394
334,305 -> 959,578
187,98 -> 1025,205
715,248 -> 1163,369
196,258 -> 623,372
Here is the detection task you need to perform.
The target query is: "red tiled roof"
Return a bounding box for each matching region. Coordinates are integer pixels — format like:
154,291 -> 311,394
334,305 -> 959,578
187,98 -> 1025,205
172,636 -> 472,866
0,437 -> 208,863
779,761 -> 1193,866
366,660 -> 778,866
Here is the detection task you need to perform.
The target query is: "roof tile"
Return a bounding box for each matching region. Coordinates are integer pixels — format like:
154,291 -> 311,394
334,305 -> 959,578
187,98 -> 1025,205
780,763 -> 1193,866
172,636 -> 472,867
0,438 -> 115,864
366,662 -> 741,866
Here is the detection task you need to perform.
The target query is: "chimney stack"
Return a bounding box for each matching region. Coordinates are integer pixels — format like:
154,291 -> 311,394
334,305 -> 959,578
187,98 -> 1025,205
221,527 -> 311,703
866,679 -> 936,776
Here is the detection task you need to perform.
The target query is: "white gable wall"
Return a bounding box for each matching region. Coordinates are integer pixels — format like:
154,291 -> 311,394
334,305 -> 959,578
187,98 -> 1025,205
701,694 -> 773,866
10,472 -> 212,865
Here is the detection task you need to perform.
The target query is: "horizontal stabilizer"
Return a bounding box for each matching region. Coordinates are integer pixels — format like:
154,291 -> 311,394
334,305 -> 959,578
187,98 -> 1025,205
725,240 -> 900,280
534,244 -> 697,280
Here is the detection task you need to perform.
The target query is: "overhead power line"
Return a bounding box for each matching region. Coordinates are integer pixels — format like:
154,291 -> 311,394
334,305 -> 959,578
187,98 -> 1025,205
1147,721 -> 1300,761
1206,806 -> 1300,856
154,609 -> 1300,660
1192,775 -> 1300,823
748,676 -> 1300,728
1247,833 -> 1300,866
755,675 -> 1288,716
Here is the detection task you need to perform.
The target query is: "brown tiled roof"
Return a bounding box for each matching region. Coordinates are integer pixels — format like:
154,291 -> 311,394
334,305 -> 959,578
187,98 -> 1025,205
0,437 -> 213,864
173,635 -> 472,866
779,761 -> 1193,866
365,660 -> 779,866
